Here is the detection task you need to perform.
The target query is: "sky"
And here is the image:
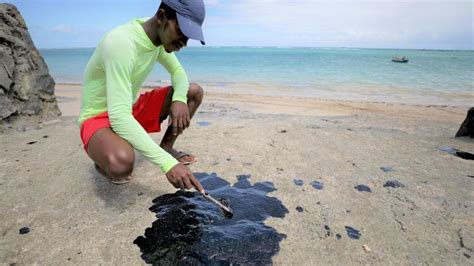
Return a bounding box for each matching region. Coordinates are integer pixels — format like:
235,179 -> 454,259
7,0 -> 474,50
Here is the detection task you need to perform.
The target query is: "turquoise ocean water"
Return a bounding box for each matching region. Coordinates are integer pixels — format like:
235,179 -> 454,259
41,47 -> 473,94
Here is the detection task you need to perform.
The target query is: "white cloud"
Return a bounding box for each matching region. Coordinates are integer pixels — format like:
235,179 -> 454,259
51,24 -> 73,33
205,0 -> 473,48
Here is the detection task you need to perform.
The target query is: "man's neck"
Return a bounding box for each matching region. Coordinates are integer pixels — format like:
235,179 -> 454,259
142,17 -> 162,47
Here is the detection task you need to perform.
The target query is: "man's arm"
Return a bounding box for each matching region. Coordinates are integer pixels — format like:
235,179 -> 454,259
157,49 -> 189,103
157,50 -> 190,135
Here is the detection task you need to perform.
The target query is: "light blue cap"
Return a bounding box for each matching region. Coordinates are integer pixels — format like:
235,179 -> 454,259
162,0 -> 206,45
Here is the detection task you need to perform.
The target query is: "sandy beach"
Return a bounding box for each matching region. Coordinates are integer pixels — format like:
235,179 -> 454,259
1,83 -> 473,264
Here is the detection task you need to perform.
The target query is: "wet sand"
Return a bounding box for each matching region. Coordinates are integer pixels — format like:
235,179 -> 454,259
0,84 -> 473,264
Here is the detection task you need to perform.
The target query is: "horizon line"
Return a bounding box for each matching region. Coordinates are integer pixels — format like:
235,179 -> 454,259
37,46 -> 474,52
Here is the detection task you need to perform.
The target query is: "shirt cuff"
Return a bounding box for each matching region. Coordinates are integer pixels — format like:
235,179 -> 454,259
161,158 -> 180,173
172,94 -> 187,104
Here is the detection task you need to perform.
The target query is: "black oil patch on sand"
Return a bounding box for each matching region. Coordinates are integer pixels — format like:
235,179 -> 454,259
354,184 -> 372,192
134,173 -> 288,265
383,180 -> 405,188
293,179 -> 304,186
310,181 -> 324,190
380,166 -> 395,173
197,121 -> 210,126
19,227 -> 30,234
437,146 -> 474,160
345,226 -> 361,239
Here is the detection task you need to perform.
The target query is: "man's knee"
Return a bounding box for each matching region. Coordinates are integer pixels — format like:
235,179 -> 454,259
189,82 -> 204,103
106,149 -> 135,179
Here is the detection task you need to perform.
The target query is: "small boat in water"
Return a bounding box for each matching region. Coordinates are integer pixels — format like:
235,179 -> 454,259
392,56 -> 409,63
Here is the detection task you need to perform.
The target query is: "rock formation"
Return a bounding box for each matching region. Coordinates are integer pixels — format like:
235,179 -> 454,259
0,3 -> 60,127
456,107 -> 474,138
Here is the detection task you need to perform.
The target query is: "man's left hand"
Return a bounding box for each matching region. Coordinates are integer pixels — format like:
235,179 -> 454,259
170,101 -> 190,135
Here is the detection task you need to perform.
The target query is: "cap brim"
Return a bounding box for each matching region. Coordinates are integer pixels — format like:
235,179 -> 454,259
176,14 -> 205,45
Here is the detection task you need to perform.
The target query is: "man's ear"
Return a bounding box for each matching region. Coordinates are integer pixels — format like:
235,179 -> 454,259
156,9 -> 167,25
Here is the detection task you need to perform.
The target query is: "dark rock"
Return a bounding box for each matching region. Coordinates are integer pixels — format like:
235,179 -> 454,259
19,227 -> 29,234
0,4 -> 60,130
296,206 -> 304,212
456,107 -> 474,138
336,233 -> 342,240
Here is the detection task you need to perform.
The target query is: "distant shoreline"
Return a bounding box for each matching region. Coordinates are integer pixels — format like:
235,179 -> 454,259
39,47 -> 474,52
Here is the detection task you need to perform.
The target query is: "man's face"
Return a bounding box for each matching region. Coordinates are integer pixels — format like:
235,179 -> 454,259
161,17 -> 189,53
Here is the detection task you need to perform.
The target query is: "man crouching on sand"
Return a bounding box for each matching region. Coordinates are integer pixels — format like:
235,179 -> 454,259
78,0 -> 205,192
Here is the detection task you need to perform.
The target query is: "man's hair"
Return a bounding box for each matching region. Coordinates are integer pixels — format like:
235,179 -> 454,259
158,2 -> 177,20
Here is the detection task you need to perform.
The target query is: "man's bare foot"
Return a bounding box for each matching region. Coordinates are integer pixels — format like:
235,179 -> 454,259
94,163 -> 132,185
161,147 -> 198,165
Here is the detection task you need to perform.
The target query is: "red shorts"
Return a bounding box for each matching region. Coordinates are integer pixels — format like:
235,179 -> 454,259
80,86 -> 170,152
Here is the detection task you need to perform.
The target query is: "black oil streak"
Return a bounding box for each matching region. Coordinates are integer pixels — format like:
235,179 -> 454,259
437,146 -> 474,160
26,141 -> 36,145
464,253 -> 471,259
134,173 -> 288,265
345,226 -> 361,239
324,225 -> 332,237
380,166 -> 395,173
310,181 -> 324,190
293,179 -> 304,186
354,184 -> 371,192
383,180 -> 405,188
456,151 -> 474,160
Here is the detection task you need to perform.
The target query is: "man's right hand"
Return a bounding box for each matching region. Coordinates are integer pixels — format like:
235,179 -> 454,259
165,163 -> 204,193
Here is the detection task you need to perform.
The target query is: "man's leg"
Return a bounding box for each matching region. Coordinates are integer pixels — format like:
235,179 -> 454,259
159,83 -> 204,162
87,128 -> 135,183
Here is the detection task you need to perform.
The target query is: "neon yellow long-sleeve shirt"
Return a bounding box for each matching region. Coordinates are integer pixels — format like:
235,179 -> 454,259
79,18 -> 189,173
